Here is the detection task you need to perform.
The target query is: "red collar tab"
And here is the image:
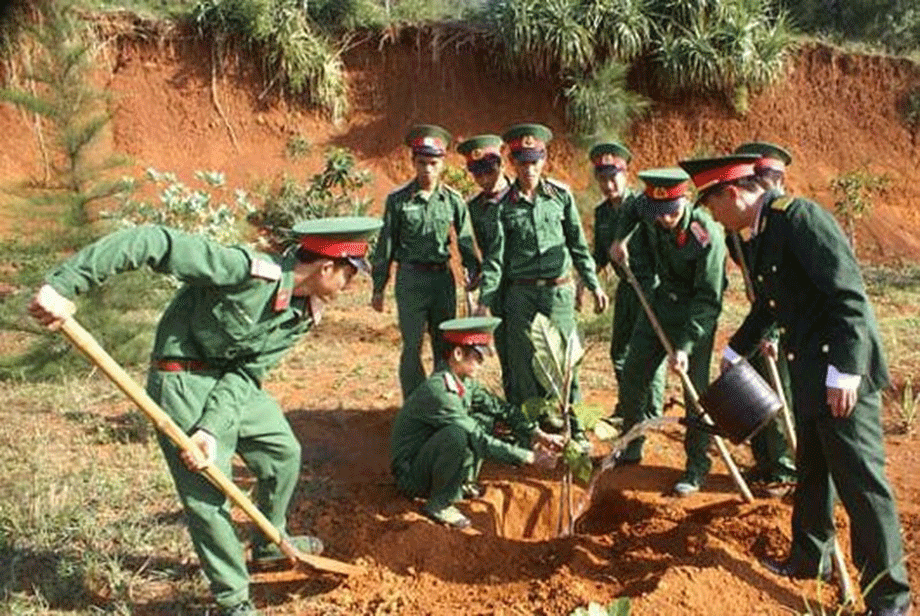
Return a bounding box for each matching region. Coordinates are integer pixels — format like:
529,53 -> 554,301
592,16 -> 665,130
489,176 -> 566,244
756,157 -> 786,173
299,236 -> 369,259
692,161 -> 756,191
463,144 -> 502,162
593,153 -> 627,170
442,331 -> 492,346
507,135 -> 546,153
645,181 -> 688,200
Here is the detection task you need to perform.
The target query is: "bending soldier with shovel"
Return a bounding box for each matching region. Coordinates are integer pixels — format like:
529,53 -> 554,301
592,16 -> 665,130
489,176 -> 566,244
29,218 -> 379,616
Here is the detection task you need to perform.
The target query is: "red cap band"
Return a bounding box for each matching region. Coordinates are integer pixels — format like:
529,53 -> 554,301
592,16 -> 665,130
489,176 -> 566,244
462,144 -> 502,163
442,331 -> 492,346
299,236 -> 369,258
644,181 -> 688,200
691,161 -> 756,191
507,135 -> 545,152
755,157 -> 786,173
410,136 -> 446,151
593,154 -> 627,169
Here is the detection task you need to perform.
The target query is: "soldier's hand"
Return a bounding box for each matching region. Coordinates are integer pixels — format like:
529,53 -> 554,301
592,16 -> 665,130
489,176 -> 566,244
827,386 -> 858,418
465,271 -> 482,292
609,241 -> 629,266
181,429 -> 216,472
533,428 -> 565,452
592,288 -> 609,314
473,303 -> 491,317
370,292 -> 385,313
669,350 -> 689,374
28,284 -> 76,329
529,444 -> 559,469
574,282 -> 584,312
759,339 -> 778,360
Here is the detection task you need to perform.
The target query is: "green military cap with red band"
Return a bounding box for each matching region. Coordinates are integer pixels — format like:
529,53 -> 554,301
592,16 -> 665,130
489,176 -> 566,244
734,142 -> 792,174
678,154 -> 760,193
637,167 -> 690,218
291,216 -> 382,272
457,134 -> 503,174
405,124 -> 452,157
439,316 -> 501,356
589,142 -> 632,175
502,123 -> 553,162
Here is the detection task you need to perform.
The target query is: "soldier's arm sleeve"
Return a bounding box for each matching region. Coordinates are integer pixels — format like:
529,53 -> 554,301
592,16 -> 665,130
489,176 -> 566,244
430,395 -> 532,465
45,225 -> 251,298
469,381 -> 535,446
592,206 -> 609,270
611,198 -> 642,243
562,190 -> 601,291
673,221 -> 727,354
454,194 -> 481,280
788,204 -> 872,375
370,194 -> 398,295
477,204 -> 504,308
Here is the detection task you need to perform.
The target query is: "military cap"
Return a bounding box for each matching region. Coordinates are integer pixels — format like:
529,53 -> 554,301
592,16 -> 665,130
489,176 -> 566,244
457,134 -> 503,175
678,154 -> 760,193
292,216 -> 382,272
734,142 -> 792,174
589,142 -> 632,176
405,124 -> 451,157
637,167 -> 690,218
502,123 -> 553,162
439,316 -> 501,356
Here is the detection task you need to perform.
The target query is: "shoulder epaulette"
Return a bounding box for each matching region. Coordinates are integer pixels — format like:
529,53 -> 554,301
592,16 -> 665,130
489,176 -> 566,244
689,221 -> 711,248
440,183 -> 462,198
771,196 -> 794,212
250,257 -> 282,281
545,177 -> 571,194
389,180 -> 415,198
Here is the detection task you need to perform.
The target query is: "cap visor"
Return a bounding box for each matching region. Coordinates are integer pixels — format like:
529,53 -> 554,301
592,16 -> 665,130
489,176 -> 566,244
594,165 -> 626,177
347,256 -> 371,275
511,149 -> 545,163
412,146 -> 445,157
472,344 -> 494,357
467,157 -> 499,175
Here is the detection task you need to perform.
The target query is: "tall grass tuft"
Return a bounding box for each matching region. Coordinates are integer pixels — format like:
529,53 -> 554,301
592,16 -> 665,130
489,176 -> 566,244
564,59 -> 649,145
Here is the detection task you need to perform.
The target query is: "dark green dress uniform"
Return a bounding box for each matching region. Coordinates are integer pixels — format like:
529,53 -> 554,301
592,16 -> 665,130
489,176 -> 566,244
390,367 -> 534,514
613,170 -> 726,487
370,178 -> 479,399
480,176 -> 601,406
725,193 -> 910,611
43,220 -> 380,612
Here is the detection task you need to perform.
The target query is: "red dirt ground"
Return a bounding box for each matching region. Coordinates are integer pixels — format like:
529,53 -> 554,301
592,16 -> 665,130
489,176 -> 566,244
2,22 -> 919,616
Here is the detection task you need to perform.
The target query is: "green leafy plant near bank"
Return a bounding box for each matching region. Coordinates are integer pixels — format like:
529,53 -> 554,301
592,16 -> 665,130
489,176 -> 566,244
830,167 -> 889,257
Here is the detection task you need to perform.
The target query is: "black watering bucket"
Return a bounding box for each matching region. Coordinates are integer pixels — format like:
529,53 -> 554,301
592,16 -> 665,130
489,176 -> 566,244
697,357 -> 782,444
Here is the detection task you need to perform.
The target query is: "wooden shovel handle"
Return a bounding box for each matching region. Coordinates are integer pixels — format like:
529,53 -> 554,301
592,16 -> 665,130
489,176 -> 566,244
59,316 -> 362,577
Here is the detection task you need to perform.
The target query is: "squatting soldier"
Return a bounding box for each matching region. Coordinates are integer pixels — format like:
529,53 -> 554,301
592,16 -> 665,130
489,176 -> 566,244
730,141 -> 797,496
684,154 -> 911,616
370,125 -> 480,399
29,217 -> 382,616
480,123 -> 609,425
457,134 -> 513,390
583,142 -> 664,425
610,168 -> 726,497
389,317 -> 562,529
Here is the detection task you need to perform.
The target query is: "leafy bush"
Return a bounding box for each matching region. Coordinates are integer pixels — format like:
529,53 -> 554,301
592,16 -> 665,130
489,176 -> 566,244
830,167 -> 889,257
564,59 -> 649,144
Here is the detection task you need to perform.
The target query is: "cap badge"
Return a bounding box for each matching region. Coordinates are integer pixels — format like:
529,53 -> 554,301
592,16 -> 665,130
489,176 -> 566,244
521,135 -> 537,148
653,186 -> 669,199
601,153 -> 614,165
471,148 -> 484,160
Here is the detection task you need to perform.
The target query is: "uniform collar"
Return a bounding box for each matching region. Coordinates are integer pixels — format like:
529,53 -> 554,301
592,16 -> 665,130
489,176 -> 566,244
442,370 -> 466,397
510,178 -> 548,204
410,178 -> 441,202
479,175 -> 512,202
751,188 -> 784,237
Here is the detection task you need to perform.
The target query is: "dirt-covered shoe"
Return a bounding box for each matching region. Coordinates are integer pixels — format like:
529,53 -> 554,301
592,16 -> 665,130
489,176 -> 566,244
461,482 -> 484,499
423,504 -> 471,529
759,481 -> 796,499
672,479 -> 701,497
251,535 -> 324,568
220,600 -> 261,616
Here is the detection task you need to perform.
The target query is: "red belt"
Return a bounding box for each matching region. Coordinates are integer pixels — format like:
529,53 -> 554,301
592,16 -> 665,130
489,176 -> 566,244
510,277 -> 570,287
154,359 -> 213,372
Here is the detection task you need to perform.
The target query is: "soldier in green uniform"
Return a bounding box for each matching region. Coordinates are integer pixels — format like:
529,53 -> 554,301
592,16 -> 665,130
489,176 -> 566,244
370,124 -> 480,399
583,142 -> 665,425
389,316 -> 562,529
479,123 -> 608,422
729,142 -> 797,496
457,134 -> 513,390
684,154 -> 911,616
610,168 -> 726,497
29,218 -> 382,616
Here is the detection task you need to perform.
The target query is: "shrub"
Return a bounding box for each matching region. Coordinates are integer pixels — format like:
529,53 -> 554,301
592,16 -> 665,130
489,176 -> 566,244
564,59 -> 649,144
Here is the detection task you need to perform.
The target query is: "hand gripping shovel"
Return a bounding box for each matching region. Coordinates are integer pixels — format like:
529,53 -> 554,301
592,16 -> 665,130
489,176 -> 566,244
620,260 -> 754,503
731,231 -> 854,604
59,316 -> 362,577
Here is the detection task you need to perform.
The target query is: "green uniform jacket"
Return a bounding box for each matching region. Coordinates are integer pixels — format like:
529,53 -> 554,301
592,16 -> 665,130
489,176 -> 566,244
390,369 -> 534,480
479,178 -> 601,306
371,179 -> 479,293
45,225 -> 314,435
468,177 -> 512,256
728,195 -> 890,405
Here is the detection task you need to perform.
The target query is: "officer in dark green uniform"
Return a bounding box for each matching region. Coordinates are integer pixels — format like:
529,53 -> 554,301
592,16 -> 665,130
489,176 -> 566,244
584,142 -> 665,423
370,125 -> 480,399
729,142 -> 797,495
684,154 -> 911,616
479,123 -> 608,417
29,218 -> 382,616
611,168 -> 726,497
457,134 -> 513,390
389,317 -> 562,529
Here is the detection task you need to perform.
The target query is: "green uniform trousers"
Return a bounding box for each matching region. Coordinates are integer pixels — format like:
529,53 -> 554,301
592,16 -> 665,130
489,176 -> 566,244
394,424 -> 477,512
788,383 -> 910,610
502,283 -> 580,406
747,349 -> 796,482
147,369 -> 301,609
610,281 -> 665,420
395,266 -> 456,399
616,312 -> 714,482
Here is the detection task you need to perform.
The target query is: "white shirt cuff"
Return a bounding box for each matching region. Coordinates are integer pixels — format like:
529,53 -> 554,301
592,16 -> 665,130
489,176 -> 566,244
826,364 -> 861,390
722,346 -> 742,365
